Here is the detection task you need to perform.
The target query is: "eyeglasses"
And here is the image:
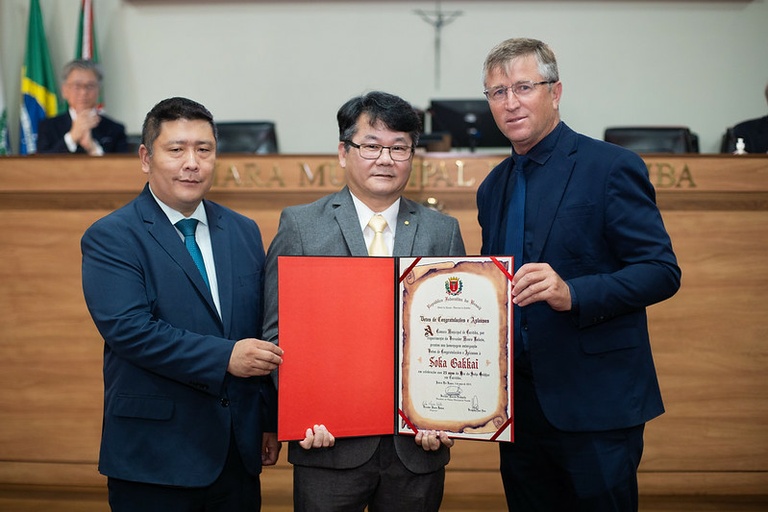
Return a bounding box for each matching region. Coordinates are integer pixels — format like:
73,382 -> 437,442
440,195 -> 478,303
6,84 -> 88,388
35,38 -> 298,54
344,140 -> 414,161
66,82 -> 99,92
483,81 -> 556,103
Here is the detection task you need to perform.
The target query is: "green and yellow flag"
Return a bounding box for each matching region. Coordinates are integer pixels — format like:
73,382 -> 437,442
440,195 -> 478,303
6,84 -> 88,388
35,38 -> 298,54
19,0 -> 62,155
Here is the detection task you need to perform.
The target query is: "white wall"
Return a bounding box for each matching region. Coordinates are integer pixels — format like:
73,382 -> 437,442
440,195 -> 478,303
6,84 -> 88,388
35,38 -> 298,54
1,0 -> 766,154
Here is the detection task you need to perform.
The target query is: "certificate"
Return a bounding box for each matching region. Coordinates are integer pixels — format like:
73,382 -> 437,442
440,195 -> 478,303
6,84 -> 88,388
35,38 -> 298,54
276,255 -> 513,443
398,257 -> 513,442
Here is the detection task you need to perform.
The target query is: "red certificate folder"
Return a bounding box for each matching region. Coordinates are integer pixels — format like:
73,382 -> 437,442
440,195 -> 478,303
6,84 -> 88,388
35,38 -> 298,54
277,255 -> 513,442
277,256 -> 397,441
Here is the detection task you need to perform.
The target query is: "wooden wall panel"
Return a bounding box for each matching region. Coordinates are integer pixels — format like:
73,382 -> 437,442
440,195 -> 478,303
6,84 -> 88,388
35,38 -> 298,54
642,211 -> 768,475
1,154 -> 766,497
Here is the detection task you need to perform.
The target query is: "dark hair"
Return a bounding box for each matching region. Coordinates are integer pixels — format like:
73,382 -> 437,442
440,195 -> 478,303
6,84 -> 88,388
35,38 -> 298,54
337,91 -> 422,148
141,97 -> 217,155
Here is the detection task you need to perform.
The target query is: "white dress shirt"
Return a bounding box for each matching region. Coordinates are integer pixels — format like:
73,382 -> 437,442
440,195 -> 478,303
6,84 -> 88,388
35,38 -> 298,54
149,186 -> 221,317
349,192 -> 400,257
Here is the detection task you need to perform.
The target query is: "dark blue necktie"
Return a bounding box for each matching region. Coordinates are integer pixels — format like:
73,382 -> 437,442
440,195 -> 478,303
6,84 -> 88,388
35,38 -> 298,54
504,155 -> 527,271
504,156 -> 527,358
176,218 -> 210,289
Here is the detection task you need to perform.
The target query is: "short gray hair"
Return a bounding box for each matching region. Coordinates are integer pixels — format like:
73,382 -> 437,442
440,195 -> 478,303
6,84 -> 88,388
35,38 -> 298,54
62,59 -> 103,84
483,38 -> 559,87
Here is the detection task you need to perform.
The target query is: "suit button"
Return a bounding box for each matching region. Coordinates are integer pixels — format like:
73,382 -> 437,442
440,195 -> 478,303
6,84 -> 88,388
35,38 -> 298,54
220,398 -> 230,407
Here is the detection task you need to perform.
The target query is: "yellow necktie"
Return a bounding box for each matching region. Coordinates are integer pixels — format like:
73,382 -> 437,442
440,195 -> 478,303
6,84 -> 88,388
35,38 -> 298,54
367,214 -> 389,256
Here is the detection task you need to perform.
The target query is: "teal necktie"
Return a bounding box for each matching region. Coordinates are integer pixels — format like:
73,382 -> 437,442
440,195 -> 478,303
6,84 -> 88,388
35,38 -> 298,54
176,218 -> 210,289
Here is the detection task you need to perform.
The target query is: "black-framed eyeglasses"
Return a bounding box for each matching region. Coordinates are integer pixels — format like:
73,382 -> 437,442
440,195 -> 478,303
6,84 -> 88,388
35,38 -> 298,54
343,140 -> 414,161
483,81 -> 556,103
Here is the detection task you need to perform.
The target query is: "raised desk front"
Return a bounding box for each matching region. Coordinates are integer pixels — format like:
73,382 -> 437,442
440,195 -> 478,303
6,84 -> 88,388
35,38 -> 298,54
1,153 -> 766,498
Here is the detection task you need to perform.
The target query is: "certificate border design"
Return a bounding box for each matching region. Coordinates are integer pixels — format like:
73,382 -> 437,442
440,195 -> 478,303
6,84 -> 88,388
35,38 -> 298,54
397,256 -> 513,442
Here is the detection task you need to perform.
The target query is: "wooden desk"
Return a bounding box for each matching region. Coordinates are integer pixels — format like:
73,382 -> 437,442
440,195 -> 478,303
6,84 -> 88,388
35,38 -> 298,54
1,153 -> 766,497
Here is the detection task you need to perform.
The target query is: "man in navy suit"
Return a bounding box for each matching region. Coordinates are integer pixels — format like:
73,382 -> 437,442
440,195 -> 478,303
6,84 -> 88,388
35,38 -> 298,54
81,97 -> 283,511
37,59 -> 128,155
263,91 -> 465,511
476,38 -> 681,511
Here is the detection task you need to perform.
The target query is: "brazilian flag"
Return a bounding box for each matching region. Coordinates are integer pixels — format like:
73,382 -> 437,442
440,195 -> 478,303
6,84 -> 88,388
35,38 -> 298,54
19,0 -> 62,155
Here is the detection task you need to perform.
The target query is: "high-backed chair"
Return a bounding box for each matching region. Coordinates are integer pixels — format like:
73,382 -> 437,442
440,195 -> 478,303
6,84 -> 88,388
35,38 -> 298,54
603,126 -> 699,154
125,134 -> 142,154
720,127 -> 737,153
215,121 -> 279,154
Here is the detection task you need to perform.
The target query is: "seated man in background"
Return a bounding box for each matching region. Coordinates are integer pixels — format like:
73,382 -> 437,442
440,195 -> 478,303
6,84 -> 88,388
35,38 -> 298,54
724,82 -> 768,154
37,59 -> 128,155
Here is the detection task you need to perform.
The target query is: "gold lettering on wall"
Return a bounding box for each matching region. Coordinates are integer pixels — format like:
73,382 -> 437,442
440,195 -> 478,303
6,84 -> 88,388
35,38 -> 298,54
209,155 -> 505,191
414,160 -> 452,188
214,163 -> 286,188
455,160 -> 477,188
647,162 -> 697,189
299,162 -> 345,188
675,165 -> 696,188
210,157 -> 705,192
410,158 -> 488,189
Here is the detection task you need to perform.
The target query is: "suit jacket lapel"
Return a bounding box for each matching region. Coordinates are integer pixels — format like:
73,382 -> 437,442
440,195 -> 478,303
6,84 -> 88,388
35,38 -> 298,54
137,187 -> 220,321
527,127 -> 578,263
206,202 -> 231,334
393,197 -> 417,257
333,188 -> 369,257
488,158 -> 514,255
330,188 -> 419,257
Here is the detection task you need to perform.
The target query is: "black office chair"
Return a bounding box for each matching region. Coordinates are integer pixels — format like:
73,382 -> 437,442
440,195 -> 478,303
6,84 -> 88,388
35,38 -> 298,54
720,127 -> 737,153
603,126 -> 699,154
125,134 -> 142,154
215,121 -> 279,154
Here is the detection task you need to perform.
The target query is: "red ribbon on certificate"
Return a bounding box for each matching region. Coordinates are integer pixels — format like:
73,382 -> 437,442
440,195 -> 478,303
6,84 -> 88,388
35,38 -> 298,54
490,256 -> 515,282
398,257 -> 422,282
490,255 -> 515,443
398,409 -> 418,434
490,416 -> 514,441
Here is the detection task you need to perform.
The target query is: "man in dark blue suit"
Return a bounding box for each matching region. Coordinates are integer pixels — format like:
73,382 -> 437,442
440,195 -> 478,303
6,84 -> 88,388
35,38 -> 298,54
81,97 -> 283,511
37,59 -> 128,155
476,38 -> 681,511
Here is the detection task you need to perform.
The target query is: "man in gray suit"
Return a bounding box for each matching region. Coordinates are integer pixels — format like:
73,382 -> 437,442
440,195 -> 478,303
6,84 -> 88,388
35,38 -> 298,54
263,91 -> 465,511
